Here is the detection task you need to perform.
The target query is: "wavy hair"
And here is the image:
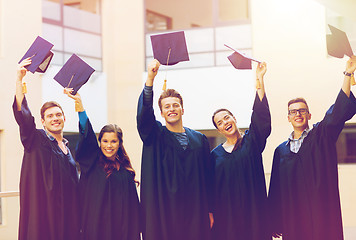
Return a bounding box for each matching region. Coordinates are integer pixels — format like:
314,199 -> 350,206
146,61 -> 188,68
98,124 -> 139,185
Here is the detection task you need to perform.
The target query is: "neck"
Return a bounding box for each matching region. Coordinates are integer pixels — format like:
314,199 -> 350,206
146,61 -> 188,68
224,132 -> 241,146
293,126 -> 308,139
166,121 -> 184,133
48,131 -> 63,143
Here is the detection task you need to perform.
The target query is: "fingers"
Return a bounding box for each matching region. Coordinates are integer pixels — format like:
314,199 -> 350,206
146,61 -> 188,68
148,59 -> 160,72
63,88 -> 77,100
18,57 -> 32,68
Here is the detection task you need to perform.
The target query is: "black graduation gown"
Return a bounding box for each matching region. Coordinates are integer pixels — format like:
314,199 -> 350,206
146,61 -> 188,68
268,90 -> 356,240
75,118 -> 140,240
211,93 -> 271,240
12,97 -> 80,240
137,90 -> 214,240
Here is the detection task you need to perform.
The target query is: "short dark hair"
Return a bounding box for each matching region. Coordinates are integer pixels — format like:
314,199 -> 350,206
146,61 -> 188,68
40,101 -> 64,120
287,98 -> 309,111
158,89 -> 183,112
212,108 -> 234,129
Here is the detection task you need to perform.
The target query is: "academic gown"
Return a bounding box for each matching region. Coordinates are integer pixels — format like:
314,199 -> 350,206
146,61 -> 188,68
268,90 -> 356,240
12,97 -> 80,240
137,90 -> 214,240
211,93 -> 271,240
75,117 -> 140,240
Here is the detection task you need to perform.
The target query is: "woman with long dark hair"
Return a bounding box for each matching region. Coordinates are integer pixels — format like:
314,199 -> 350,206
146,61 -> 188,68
210,62 -> 271,240
65,89 -> 140,240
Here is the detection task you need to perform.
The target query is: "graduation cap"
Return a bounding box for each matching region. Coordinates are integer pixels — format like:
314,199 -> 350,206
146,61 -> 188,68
54,54 -> 95,95
225,44 -> 260,70
326,24 -> 353,58
151,31 -> 190,90
19,36 -> 54,73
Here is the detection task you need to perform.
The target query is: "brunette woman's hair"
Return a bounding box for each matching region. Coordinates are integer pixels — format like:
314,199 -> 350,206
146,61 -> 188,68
98,124 -> 139,185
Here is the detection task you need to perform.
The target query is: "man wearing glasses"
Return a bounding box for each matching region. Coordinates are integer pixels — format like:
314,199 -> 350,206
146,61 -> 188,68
268,56 -> 356,240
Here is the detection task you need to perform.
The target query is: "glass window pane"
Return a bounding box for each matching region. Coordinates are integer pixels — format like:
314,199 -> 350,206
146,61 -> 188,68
64,28 -> 102,58
215,25 -> 252,50
43,0 -> 61,21
63,5 -> 101,34
42,23 -> 63,51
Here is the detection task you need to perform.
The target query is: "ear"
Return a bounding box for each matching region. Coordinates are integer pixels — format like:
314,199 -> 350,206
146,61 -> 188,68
41,118 -> 45,126
182,108 -> 184,116
287,115 -> 292,123
307,113 -> 311,120
161,111 -> 164,118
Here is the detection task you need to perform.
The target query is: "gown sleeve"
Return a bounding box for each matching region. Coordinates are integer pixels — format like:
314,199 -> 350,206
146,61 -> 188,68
136,88 -> 161,145
267,145 -> 284,235
317,90 -> 356,142
12,96 -> 38,152
246,92 -> 272,153
75,111 -> 100,173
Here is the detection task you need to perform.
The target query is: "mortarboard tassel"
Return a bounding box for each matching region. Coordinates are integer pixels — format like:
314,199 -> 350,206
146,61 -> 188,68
162,79 -> 167,91
162,48 -> 172,91
22,82 -> 27,94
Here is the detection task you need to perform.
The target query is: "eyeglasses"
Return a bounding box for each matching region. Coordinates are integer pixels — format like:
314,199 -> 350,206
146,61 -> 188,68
288,108 -> 308,116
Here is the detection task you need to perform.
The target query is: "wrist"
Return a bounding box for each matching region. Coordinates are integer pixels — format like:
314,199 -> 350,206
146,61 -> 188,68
343,71 -> 354,77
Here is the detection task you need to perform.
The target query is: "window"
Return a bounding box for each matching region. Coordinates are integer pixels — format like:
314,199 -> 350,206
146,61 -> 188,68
144,0 -> 252,70
145,0 -> 249,32
42,0 -> 102,71
337,124 -> 356,164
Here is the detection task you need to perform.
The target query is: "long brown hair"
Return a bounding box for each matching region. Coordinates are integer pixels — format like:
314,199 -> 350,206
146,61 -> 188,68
98,124 -> 139,185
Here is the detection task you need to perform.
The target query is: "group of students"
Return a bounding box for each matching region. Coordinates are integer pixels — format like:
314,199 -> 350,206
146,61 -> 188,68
14,55 -> 356,240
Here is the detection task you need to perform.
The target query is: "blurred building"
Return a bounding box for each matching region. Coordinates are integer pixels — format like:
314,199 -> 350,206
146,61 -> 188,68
0,0 -> 355,239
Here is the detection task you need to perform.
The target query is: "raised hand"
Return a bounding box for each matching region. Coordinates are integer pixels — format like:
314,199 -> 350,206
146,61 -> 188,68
146,59 -> 161,86
64,88 -> 84,112
256,62 -> 267,81
17,57 -> 32,81
346,55 -> 356,74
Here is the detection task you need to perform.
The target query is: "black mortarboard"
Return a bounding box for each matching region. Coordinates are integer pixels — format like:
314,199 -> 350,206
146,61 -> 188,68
19,36 -> 54,73
326,24 -> 353,58
54,54 -> 95,95
150,31 -> 189,66
225,44 -> 260,70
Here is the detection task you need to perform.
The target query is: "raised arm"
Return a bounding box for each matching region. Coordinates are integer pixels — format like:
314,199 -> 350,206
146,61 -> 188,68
342,56 -> 356,97
256,62 -> 267,101
145,59 -> 160,87
137,59 -> 162,144
16,58 -> 32,111
64,89 -> 99,173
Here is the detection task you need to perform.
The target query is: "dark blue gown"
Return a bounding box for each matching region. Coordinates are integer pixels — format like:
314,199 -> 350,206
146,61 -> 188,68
268,90 -> 356,240
137,90 -> 214,240
13,97 -> 80,240
211,93 -> 271,240
75,116 -> 140,240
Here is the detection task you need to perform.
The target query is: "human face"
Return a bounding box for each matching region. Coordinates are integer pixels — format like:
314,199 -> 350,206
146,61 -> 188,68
288,102 -> 311,131
160,97 -> 184,125
213,111 -> 238,138
100,132 -> 120,161
41,107 -> 65,135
